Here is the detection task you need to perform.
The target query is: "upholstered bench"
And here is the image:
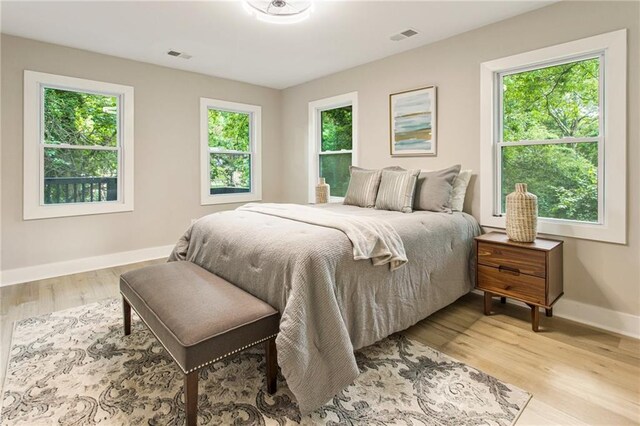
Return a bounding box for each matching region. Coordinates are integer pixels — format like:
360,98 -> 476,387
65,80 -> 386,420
119,261 -> 280,426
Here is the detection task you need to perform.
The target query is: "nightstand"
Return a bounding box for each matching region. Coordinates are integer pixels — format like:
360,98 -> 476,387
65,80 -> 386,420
475,232 -> 563,331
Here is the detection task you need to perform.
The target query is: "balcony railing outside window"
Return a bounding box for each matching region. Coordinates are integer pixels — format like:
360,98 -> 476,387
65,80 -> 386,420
44,177 -> 117,204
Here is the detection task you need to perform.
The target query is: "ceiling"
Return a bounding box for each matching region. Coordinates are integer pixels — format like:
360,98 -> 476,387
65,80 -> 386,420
1,1 -> 553,89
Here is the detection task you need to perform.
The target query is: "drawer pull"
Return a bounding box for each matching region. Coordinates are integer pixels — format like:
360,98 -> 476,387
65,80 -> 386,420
498,265 -> 520,275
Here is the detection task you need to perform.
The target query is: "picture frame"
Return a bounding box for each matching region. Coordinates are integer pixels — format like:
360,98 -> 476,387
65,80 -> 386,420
389,86 -> 437,156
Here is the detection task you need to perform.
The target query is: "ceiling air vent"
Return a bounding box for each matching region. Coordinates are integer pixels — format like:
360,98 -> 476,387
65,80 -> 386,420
167,50 -> 192,60
390,28 -> 419,42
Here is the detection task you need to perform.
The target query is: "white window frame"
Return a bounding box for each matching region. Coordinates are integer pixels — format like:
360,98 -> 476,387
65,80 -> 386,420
23,71 -> 134,220
200,98 -> 262,205
308,92 -> 358,203
480,29 -> 627,244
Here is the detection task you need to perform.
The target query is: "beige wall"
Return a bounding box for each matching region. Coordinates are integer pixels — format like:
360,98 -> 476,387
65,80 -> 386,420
1,35 -> 282,271
280,1 -> 640,317
1,2 -> 638,324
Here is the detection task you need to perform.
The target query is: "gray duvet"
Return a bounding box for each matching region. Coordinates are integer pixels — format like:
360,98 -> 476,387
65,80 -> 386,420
169,203 -> 481,413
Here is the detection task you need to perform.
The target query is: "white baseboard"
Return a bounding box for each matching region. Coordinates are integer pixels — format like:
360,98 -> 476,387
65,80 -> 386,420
0,244 -> 174,287
472,289 -> 640,339
552,298 -> 640,339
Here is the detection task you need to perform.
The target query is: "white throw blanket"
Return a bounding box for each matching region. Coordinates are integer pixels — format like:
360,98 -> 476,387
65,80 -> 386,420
238,203 -> 407,270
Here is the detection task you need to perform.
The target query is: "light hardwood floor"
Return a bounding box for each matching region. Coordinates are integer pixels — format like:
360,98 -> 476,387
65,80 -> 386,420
1,260 -> 638,425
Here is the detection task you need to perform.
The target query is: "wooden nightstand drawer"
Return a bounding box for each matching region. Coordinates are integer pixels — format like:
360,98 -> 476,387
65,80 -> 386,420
477,265 -> 546,305
477,242 -> 546,278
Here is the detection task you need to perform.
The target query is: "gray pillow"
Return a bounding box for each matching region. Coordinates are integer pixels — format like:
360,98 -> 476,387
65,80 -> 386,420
343,166 -> 382,208
414,165 -> 461,212
375,169 -> 420,213
450,169 -> 472,212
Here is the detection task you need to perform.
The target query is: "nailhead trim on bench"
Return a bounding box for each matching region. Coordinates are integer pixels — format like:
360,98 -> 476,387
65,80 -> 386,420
121,292 -> 278,374
186,333 -> 278,374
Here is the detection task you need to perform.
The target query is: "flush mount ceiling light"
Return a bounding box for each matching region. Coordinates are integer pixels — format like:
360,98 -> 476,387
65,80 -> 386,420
242,0 -> 314,24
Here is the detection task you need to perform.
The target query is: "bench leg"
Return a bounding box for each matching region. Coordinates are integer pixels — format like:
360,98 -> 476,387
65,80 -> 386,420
265,338 -> 277,394
184,371 -> 198,426
122,297 -> 131,336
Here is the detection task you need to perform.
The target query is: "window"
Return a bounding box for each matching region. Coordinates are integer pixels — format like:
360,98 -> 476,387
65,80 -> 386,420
24,71 -> 134,220
480,30 -> 627,243
200,98 -> 261,205
320,106 -> 353,198
308,92 -> 358,202
500,56 -> 602,222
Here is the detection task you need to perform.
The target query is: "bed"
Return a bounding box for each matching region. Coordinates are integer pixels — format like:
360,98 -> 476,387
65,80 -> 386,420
169,202 -> 481,413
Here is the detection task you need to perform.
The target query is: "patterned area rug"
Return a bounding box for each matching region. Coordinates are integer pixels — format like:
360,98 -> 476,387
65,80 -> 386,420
1,299 -> 530,425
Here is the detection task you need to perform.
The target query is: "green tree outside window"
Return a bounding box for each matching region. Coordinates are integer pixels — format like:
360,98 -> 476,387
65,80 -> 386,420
43,87 -> 119,204
208,109 -> 251,194
320,106 -> 352,197
501,57 -> 600,222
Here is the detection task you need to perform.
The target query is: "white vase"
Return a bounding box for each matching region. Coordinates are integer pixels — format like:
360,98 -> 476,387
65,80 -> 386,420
315,178 -> 330,204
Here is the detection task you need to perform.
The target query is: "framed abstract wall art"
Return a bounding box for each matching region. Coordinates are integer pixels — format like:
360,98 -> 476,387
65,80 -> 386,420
389,86 -> 437,156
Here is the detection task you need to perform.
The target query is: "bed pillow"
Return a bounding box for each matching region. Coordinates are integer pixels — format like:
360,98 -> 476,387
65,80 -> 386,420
450,169 -> 472,212
375,169 -> 421,213
343,166 -> 382,208
413,165 -> 461,213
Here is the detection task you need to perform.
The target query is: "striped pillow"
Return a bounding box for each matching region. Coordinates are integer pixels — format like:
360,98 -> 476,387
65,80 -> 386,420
343,166 -> 382,208
375,169 -> 421,213
385,165 -> 464,212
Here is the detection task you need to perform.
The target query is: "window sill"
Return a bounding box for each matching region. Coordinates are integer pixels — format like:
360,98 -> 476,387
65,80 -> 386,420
480,214 -> 625,245
200,193 -> 261,206
24,201 -> 133,220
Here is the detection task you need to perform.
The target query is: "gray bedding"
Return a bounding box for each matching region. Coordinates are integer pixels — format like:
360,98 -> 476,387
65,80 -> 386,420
169,203 -> 481,413
238,203 -> 408,269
